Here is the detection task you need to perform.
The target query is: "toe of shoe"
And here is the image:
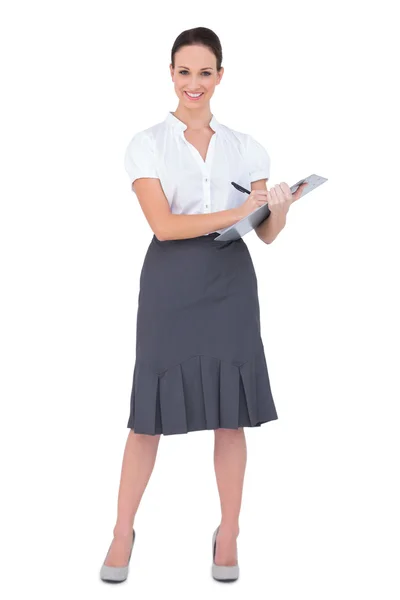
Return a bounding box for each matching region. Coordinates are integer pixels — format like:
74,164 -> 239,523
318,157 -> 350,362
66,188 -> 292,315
212,563 -> 239,581
100,564 -> 129,582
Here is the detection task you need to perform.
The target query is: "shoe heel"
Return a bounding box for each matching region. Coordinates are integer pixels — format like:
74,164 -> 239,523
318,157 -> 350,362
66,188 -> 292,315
211,526 -> 239,582
100,528 -> 136,583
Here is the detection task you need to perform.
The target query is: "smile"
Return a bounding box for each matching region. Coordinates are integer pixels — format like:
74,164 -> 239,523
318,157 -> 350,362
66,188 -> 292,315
184,91 -> 204,100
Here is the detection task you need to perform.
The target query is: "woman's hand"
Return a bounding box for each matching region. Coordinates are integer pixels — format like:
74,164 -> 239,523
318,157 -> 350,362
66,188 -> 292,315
234,181 -> 308,221
267,181 -> 308,217
235,189 -> 270,219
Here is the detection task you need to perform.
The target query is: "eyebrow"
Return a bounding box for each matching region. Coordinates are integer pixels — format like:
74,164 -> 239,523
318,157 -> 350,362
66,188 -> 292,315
177,66 -> 214,70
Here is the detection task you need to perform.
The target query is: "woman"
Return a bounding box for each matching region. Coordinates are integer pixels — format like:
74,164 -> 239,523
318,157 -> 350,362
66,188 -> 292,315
100,26 -> 306,584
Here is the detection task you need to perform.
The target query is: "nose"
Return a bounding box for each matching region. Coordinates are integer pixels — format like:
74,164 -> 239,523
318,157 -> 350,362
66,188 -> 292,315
188,76 -> 203,89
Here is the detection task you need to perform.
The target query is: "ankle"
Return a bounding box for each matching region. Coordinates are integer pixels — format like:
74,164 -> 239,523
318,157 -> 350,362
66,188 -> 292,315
113,524 -> 134,538
218,523 -> 240,537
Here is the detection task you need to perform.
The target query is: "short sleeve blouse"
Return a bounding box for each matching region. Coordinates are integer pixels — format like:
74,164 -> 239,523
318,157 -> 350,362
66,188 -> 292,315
124,132 -> 159,183
124,112 -> 271,233
246,134 -> 271,182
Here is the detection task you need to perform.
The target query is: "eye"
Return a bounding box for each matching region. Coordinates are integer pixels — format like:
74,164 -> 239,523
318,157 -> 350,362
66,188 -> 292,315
178,70 -> 211,76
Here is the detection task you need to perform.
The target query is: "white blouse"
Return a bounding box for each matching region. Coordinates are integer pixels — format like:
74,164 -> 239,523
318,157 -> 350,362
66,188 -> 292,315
124,111 -> 271,235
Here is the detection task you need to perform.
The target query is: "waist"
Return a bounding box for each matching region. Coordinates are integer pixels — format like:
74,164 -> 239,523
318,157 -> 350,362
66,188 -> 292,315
152,232 -> 221,243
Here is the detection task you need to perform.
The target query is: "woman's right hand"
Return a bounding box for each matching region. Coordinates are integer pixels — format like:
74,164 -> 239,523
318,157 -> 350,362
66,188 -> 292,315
234,190 -> 269,220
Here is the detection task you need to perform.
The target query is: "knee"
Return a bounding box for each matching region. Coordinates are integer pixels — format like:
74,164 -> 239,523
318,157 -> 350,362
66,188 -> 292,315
214,427 -> 243,438
129,429 -> 161,442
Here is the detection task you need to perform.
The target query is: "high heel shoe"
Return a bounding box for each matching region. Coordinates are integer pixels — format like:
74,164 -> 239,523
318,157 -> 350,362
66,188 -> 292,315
100,528 -> 136,583
211,525 -> 239,582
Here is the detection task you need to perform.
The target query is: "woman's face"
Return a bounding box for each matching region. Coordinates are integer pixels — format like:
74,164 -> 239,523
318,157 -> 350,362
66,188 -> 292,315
170,44 -> 223,106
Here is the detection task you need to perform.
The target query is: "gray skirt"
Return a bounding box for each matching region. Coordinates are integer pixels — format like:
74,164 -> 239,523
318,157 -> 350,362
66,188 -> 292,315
127,232 -> 278,436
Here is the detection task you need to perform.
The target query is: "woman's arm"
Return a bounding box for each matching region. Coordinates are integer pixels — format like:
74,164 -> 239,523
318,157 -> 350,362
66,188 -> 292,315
252,179 -> 287,244
132,178 -> 243,240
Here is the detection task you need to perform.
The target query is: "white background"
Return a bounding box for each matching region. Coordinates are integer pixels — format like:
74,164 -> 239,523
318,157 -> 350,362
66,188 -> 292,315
1,0 -> 399,598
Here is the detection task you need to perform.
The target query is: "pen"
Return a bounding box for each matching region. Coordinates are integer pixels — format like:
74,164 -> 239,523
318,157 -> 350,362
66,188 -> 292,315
231,180 -> 271,222
231,181 -> 251,194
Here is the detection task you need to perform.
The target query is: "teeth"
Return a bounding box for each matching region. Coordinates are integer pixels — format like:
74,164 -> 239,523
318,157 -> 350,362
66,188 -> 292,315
186,92 -> 202,97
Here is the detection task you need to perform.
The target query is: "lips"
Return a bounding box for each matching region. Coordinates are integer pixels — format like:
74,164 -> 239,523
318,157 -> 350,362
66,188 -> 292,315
184,91 -> 204,100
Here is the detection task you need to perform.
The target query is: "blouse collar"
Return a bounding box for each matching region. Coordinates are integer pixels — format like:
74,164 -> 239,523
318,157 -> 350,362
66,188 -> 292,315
166,111 -> 221,133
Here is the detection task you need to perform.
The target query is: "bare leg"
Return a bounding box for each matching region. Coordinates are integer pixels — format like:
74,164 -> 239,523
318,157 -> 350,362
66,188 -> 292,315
104,429 -> 161,567
213,427 -> 247,566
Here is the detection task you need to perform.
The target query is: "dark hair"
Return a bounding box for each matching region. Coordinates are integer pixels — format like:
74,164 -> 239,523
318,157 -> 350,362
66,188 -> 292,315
171,27 -> 223,72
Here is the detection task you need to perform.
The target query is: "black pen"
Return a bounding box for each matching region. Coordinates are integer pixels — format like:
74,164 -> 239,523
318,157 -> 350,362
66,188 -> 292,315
231,180 -> 271,222
231,181 -> 251,194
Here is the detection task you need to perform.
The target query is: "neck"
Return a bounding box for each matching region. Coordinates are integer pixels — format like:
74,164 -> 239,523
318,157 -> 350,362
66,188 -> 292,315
172,106 -> 213,131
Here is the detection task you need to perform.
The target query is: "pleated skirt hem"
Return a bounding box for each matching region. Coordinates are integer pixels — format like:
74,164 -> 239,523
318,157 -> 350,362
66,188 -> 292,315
127,347 -> 278,436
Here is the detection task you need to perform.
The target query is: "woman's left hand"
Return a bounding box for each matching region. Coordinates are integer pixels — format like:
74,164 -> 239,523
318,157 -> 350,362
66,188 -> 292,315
267,181 -> 308,216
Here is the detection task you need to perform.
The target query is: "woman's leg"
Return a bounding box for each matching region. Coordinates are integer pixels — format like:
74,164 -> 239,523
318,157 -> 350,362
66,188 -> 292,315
104,429 -> 161,566
213,427 -> 247,566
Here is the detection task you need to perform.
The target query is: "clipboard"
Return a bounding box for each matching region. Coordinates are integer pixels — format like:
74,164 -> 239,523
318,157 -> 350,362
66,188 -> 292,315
213,174 -> 328,242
